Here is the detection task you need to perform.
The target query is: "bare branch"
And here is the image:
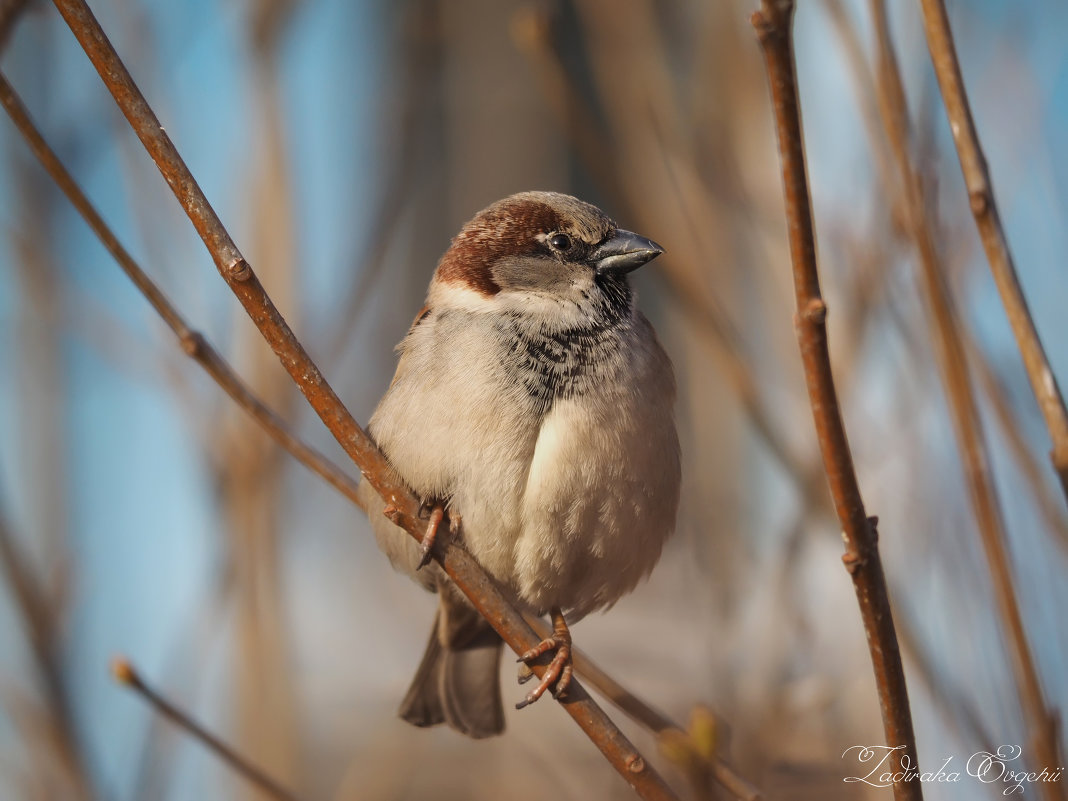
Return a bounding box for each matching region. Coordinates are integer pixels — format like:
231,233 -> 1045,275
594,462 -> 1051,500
968,338 -> 1068,554
918,0 -> 1068,501
0,0 -> 31,51
3,102 -> 94,800
867,0 -> 1063,790
224,0 -> 304,779
528,616 -> 762,801
893,601 -> 998,755
0,72 -> 365,513
515,4 -> 831,522
750,3 -> 922,800
111,658 -> 302,801
44,1 -> 677,796
321,2 -> 438,365
822,0 -> 1068,558
0,499 -> 94,801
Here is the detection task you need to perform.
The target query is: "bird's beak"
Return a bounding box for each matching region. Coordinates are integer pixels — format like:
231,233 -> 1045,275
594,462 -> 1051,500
592,229 -> 665,275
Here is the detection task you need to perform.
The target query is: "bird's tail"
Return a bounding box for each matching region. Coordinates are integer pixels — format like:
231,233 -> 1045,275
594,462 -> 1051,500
399,587 -> 505,739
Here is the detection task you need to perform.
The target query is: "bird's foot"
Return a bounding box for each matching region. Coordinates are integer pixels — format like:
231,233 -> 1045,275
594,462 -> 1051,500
415,501 -> 460,570
515,609 -> 573,709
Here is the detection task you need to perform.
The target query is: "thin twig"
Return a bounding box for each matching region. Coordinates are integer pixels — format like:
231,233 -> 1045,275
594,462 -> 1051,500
510,6 -> 626,203
867,1 -> 1063,792
218,0 -> 304,781
0,55 -> 685,798
0,499 -> 94,801
750,4 -> 922,801
820,0 -> 905,239
3,136 -> 95,801
0,0 -> 31,51
128,573 -> 235,801
821,0 -> 1068,557
968,337 -> 1068,554
321,1 -> 438,365
516,4 -> 830,521
917,0 -> 1068,502
0,72 -> 365,513
110,658 -> 301,801
526,615 -> 762,801
892,598 -> 998,756
46,2 -> 676,797
0,70 -> 695,792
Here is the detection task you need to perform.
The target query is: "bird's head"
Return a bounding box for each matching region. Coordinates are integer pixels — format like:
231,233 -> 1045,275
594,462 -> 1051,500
428,191 -> 663,330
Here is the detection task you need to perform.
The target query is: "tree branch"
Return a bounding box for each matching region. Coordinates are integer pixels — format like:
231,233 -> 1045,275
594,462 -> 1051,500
514,4 -> 832,522
525,615 -> 762,801
0,63 -> 753,796
820,0 -> 1068,558
44,1 -> 677,797
750,3 -> 922,800
0,496 -> 94,801
111,658 -> 301,801
867,0 -> 1063,792
0,71 -> 365,514
917,0 -> 1068,502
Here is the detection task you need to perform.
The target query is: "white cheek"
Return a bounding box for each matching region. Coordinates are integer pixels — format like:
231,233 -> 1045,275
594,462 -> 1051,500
429,270 -> 614,331
427,280 -> 499,313
493,288 -> 596,328
428,280 -> 571,321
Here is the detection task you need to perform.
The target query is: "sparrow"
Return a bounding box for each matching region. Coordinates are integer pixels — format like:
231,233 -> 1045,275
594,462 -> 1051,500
357,191 -> 680,738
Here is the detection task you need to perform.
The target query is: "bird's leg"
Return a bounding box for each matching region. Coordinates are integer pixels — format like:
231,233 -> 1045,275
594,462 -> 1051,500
414,501 -> 460,570
515,608 -> 573,709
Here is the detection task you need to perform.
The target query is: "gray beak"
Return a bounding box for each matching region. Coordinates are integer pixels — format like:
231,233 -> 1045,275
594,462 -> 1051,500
592,229 -> 664,275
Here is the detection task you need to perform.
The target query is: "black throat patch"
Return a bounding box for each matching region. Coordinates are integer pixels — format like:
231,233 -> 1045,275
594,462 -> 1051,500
500,274 -> 633,415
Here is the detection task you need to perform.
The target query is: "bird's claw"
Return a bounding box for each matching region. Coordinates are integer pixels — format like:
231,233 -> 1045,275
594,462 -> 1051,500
416,505 -> 444,570
517,663 -> 535,685
414,503 -> 460,570
514,621 -> 573,709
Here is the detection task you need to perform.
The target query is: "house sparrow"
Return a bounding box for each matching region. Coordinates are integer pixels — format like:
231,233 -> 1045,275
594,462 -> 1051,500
357,191 -> 680,738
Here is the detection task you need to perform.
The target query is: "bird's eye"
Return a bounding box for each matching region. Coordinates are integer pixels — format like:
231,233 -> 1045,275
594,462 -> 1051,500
548,233 -> 572,252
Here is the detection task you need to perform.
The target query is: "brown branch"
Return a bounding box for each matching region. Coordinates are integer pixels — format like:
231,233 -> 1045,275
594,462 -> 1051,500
750,4 -> 923,801
45,2 -> 676,797
511,6 -> 626,203
223,0 -> 303,781
816,21 -> 1068,739
0,498 -> 94,801
968,336 -> 1068,554
0,72 -> 365,513
321,1 -> 438,365
0,0 -> 31,52
4,69 -> 715,796
892,600 -> 998,756
515,4 -> 830,522
826,0 -> 1065,768
2,113 -> 94,801
820,0 -> 905,240
867,0 -> 1063,792
525,615 -> 762,801
821,0 -> 1068,557
917,0 -> 1068,502
111,658 -> 301,801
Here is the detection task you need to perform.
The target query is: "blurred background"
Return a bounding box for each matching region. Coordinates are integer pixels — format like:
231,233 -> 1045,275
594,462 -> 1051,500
0,0 -> 1066,799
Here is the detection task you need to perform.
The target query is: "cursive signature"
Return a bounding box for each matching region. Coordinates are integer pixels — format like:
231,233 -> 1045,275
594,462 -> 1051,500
842,744 -> 1063,796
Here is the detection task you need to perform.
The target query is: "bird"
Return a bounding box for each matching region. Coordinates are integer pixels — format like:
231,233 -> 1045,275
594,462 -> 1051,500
357,190 -> 680,739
